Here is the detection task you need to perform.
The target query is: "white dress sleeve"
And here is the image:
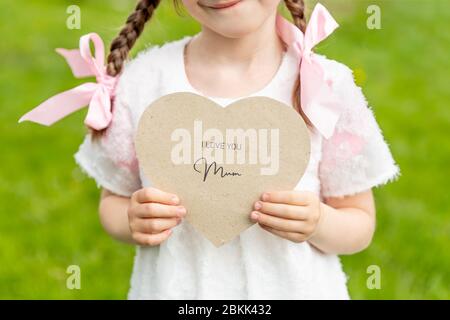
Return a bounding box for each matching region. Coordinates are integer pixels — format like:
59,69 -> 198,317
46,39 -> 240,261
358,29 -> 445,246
318,57 -> 400,198
74,82 -> 141,197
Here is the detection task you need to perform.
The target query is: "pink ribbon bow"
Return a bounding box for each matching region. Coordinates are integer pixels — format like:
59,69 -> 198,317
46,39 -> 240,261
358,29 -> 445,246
19,33 -> 117,130
276,3 -> 340,139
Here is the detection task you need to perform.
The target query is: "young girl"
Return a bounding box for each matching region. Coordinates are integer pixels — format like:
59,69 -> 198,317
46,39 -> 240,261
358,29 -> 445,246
21,0 -> 399,299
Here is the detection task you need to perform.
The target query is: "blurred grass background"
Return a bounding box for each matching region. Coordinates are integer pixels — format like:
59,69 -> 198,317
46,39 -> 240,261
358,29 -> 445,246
0,0 -> 448,299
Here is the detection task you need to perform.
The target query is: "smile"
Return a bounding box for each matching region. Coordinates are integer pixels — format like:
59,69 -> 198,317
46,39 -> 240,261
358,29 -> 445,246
200,0 -> 242,10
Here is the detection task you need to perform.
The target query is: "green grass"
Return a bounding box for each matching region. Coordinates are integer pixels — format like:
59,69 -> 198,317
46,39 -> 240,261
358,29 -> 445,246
1,0 -> 449,299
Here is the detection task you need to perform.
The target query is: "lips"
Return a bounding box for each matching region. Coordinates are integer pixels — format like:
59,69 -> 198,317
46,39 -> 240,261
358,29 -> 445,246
200,0 -> 242,10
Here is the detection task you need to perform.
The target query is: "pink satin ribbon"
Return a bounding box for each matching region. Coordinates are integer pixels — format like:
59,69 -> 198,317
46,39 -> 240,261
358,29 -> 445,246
19,33 -> 117,130
276,3 -> 340,139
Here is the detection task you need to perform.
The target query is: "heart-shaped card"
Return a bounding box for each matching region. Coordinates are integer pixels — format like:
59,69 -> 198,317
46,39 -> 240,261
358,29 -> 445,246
135,92 -> 311,247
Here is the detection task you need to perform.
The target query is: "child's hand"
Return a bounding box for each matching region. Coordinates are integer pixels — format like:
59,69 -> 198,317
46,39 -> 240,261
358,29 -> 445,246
128,187 -> 186,246
250,191 -> 323,243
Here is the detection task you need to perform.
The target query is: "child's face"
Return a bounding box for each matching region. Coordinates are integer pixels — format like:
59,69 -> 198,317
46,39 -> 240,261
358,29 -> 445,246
182,0 -> 282,38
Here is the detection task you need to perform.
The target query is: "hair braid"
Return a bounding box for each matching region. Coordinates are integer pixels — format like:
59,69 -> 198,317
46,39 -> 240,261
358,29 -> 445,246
107,0 -> 161,77
283,0 -> 311,125
284,0 -> 307,33
92,0 -> 160,137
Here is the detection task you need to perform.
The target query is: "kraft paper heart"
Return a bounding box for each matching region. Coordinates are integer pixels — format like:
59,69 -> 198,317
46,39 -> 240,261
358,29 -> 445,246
135,92 -> 311,247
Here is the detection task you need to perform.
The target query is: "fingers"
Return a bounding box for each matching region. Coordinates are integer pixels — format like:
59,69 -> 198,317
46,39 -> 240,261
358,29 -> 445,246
252,191 -> 320,243
129,188 -> 185,246
250,211 -> 304,233
261,191 -> 315,206
260,225 -> 307,243
134,187 -> 180,205
131,217 -> 180,234
134,202 -> 187,219
132,229 -> 173,246
254,201 -> 307,220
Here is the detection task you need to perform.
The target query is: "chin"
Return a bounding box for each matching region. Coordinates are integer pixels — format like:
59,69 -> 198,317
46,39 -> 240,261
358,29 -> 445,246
209,19 -> 264,38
